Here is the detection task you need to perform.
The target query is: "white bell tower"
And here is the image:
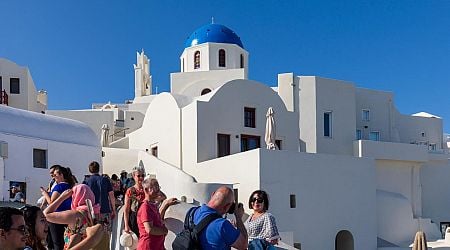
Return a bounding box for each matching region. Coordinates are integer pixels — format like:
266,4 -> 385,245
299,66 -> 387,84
134,50 -> 152,98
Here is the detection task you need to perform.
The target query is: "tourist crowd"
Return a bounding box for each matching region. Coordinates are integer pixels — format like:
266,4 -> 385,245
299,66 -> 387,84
0,161 -> 281,250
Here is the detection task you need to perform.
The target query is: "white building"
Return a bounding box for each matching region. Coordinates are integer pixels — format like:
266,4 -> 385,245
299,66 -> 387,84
0,105 -> 101,204
47,23 -> 449,250
0,58 -> 47,113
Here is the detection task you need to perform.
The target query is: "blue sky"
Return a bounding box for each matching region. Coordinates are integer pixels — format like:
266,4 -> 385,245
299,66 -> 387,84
1,1 -> 449,132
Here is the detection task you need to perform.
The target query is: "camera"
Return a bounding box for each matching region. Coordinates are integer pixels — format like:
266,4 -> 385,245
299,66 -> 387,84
227,202 -> 236,214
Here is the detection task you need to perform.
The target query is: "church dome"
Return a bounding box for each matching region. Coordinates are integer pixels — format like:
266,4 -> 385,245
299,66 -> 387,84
184,24 -> 244,49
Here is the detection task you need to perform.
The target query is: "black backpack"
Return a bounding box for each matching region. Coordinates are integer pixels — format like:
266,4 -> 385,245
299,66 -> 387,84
172,206 -> 221,250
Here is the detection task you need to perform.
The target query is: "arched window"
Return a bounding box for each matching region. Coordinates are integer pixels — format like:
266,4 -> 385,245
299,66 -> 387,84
201,88 -> 212,95
219,49 -> 226,67
194,51 -> 200,69
335,230 -> 354,250
240,54 -> 244,68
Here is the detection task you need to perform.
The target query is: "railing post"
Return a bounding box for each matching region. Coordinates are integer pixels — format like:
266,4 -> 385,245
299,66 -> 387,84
0,90 -> 8,106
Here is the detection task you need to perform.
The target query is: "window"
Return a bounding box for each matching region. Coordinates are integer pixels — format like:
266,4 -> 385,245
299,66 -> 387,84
275,140 -> 282,150
324,111 -> 332,137
194,51 -> 200,69
429,143 -> 437,151
219,49 -> 226,67
362,109 -> 370,121
10,78 -> 20,94
290,194 -> 296,208
0,76 -> 2,90
33,149 -> 47,169
241,134 -> 260,152
201,88 -> 211,95
244,107 -> 256,128
151,146 -> 158,157
369,131 -> 380,141
240,54 -> 244,68
217,134 -> 230,157
356,129 -> 362,140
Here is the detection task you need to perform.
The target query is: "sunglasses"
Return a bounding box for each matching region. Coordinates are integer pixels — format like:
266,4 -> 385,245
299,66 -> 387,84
9,225 -> 28,235
136,174 -> 145,178
251,197 -> 264,203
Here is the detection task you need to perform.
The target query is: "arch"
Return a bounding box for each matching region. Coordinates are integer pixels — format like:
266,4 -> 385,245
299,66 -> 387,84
194,51 -> 200,69
335,230 -> 354,250
219,49 -> 226,67
201,88 -> 212,95
240,54 -> 244,68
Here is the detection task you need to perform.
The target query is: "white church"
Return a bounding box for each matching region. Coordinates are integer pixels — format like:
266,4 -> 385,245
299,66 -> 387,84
2,23 -> 450,250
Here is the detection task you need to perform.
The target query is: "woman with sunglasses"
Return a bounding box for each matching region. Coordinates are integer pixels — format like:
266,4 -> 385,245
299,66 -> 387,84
123,166 -> 146,237
244,190 -> 280,250
22,206 -> 49,250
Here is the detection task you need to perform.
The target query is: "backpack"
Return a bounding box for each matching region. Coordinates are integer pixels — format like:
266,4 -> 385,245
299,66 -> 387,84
172,206 -> 221,250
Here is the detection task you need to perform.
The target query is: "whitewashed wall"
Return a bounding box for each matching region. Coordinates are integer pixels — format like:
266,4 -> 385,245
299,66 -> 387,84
47,110 -> 115,139
397,113 -> 444,150
181,79 -> 298,171
171,68 -> 246,97
0,133 -> 101,204
259,149 -> 377,250
179,43 -> 248,73
128,93 -> 183,168
0,58 -> 45,112
421,159 -> 450,228
102,147 -> 140,176
355,88 -> 395,142
191,149 -> 377,249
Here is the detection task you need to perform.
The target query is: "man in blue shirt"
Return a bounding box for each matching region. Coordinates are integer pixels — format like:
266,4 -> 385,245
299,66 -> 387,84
193,186 -> 248,250
83,161 -> 116,232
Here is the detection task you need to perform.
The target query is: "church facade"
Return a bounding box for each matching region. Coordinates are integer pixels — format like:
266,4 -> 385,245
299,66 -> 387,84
18,23 -> 450,249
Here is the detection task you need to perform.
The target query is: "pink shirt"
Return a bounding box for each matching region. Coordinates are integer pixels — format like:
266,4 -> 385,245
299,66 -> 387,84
137,200 -> 165,250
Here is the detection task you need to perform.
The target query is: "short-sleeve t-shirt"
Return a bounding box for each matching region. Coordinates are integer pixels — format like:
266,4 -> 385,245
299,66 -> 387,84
137,200 -> 165,250
51,183 -> 72,212
125,186 -> 145,212
83,174 -> 113,214
193,205 -> 240,250
11,192 -> 24,202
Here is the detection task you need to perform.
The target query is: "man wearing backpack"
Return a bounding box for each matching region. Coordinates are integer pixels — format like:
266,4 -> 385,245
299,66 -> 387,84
194,186 -> 248,249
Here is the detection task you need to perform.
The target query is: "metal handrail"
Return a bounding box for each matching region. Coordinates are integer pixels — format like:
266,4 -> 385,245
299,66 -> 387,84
109,127 -> 130,138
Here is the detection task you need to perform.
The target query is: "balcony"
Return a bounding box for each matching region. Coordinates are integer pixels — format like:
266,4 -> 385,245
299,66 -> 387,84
353,140 -> 428,162
0,90 -> 8,105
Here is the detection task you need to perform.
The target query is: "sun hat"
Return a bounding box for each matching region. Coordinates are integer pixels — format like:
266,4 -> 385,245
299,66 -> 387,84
120,231 -> 138,250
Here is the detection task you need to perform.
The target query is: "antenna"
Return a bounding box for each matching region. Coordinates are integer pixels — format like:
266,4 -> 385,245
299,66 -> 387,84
211,16 -> 214,24
155,86 -> 158,94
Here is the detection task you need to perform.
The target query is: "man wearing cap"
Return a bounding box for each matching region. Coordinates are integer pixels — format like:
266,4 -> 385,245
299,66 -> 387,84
10,184 -> 25,203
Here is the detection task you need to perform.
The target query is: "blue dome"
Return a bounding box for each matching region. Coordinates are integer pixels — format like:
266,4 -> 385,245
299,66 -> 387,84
185,24 -> 244,49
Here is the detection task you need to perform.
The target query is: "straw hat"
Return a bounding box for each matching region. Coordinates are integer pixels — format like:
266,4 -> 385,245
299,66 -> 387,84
120,231 -> 138,250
